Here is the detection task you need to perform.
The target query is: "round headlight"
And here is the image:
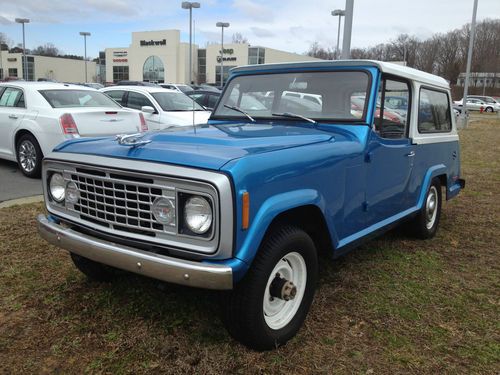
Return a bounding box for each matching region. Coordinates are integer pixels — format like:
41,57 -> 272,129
152,197 -> 176,226
49,173 -> 65,202
66,181 -> 80,204
184,196 -> 212,234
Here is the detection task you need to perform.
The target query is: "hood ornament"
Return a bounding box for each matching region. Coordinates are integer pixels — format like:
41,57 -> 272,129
115,133 -> 151,148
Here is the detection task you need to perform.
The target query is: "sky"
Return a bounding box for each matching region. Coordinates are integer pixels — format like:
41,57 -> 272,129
0,0 -> 499,59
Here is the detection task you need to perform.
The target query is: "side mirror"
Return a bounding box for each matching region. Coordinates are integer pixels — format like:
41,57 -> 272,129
141,106 -> 155,114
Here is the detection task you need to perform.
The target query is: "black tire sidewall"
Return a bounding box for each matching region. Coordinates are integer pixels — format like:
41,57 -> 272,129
16,134 -> 42,178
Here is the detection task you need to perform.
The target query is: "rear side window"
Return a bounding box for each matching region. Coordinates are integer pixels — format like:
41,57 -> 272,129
104,90 -> 126,105
418,88 -> 451,133
0,87 -> 25,108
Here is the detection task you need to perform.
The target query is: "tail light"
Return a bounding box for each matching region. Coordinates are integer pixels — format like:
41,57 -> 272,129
59,113 -> 80,137
139,113 -> 148,132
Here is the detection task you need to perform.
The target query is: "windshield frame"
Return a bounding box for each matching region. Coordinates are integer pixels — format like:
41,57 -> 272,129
211,69 -> 373,124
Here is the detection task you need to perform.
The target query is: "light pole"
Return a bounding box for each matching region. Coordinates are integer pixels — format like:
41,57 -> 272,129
182,2 -> 200,85
216,22 -> 229,87
15,18 -> 30,80
341,0 -> 354,59
331,9 -> 345,60
459,0 -> 479,129
79,32 -> 91,82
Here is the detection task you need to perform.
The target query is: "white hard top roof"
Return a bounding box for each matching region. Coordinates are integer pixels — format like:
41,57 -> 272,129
101,86 -> 177,94
231,60 -> 449,88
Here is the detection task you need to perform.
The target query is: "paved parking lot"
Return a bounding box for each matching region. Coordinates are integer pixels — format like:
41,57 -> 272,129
0,159 -> 42,202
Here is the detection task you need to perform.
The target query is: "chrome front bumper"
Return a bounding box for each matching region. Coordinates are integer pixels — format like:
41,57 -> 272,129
37,215 -> 233,290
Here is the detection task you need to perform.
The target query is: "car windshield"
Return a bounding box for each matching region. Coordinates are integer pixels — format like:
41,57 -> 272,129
40,89 -> 120,108
151,92 -> 204,111
212,71 -> 371,122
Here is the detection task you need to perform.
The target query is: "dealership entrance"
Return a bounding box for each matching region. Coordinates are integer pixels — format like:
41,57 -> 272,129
143,55 -> 165,83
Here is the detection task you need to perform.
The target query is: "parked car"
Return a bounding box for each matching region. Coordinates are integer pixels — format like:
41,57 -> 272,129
160,83 -> 193,93
37,60 -> 464,350
0,82 -> 147,177
101,86 -> 211,129
81,83 -> 105,90
454,97 -> 498,112
116,80 -> 158,87
189,84 -> 221,92
185,90 -> 221,110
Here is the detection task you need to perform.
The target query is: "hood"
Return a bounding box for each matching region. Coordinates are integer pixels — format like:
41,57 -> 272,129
54,123 -> 334,170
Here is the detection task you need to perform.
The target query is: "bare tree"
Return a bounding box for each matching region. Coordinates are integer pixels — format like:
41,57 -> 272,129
232,32 -> 249,44
32,43 -> 60,57
306,42 -> 335,60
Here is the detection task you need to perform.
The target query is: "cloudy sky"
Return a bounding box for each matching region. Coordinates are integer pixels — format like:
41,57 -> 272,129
0,0 -> 499,58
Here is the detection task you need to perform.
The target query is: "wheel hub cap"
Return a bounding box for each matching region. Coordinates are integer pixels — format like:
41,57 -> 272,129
425,186 -> 438,229
263,252 -> 307,330
19,141 -> 37,173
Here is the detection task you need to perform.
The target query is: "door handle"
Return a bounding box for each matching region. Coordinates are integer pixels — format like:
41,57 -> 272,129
8,114 -> 18,119
406,151 -> 415,157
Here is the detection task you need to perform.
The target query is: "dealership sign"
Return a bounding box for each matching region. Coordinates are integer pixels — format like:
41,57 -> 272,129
113,58 -> 128,63
217,48 -> 236,62
113,51 -> 128,57
140,39 -> 167,47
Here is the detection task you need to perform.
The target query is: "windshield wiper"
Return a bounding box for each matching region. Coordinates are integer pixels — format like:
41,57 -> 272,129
272,112 -> 317,124
224,104 -> 256,122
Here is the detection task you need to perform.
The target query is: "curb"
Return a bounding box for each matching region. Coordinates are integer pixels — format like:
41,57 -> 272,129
0,195 -> 44,209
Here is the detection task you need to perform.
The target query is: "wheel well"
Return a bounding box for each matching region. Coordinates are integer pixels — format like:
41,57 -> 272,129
264,205 -> 333,255
14,129 -> 35,149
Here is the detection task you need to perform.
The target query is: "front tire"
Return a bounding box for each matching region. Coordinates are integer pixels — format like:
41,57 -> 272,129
408,178 -> 442,239
222,226 -> 318,350
70,253 -> 118,282
16,133 -> 43,178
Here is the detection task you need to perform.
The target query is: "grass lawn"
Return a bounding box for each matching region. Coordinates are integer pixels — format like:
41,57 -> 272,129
0,115 -> 499,374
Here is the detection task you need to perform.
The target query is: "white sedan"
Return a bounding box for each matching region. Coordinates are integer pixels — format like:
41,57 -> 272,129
100,86 -> 211,130
0,82 -> 148,177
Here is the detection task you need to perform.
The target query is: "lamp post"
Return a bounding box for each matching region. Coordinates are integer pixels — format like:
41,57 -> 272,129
459,0 -> 479,129
216,22 -> 229,87
79,32 -> 91,83
331,9 -> 345,60
182,1 -> 200,85
341,0 -> 354,59
15,18 -> 30,80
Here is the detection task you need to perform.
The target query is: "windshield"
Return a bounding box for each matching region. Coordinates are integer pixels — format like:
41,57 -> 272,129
151,92 -> 204,111
213,71 -> 371,122
40,89 -> 120,108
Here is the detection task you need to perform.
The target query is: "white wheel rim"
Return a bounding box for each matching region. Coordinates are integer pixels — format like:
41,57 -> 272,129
425,186 -> 438,229
19,140 -> 37,173
263,251 -> 307,330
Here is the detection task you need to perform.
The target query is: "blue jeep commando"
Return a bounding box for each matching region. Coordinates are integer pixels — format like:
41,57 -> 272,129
37,60 -> 464,350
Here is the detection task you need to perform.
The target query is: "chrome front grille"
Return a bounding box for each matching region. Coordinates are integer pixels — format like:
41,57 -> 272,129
68,170 -> 175,237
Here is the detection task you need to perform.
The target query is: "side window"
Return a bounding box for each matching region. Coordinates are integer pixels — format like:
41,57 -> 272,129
374,78 -> 410,139
126,92 -> 155,111
207,94 -> 219,109
418,88 -> 451,133
0,88 -> 24,108
105,90 -> 125,105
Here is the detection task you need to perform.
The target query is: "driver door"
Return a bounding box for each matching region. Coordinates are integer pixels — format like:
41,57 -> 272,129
365,76 -> 414,227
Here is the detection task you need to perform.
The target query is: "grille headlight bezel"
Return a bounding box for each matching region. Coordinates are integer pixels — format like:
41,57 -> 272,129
152,197 -> 176,226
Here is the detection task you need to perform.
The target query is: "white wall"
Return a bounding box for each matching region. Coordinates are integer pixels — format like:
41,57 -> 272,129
264,48 -> 322,64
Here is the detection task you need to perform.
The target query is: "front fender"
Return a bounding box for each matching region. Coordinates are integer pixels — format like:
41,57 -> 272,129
235,189 -> 337,265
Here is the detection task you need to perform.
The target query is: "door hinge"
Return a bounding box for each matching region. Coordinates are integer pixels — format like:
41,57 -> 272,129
362,201 -> 369,212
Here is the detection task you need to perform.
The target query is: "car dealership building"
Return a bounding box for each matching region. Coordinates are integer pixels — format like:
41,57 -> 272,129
104,29 -> 321,85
